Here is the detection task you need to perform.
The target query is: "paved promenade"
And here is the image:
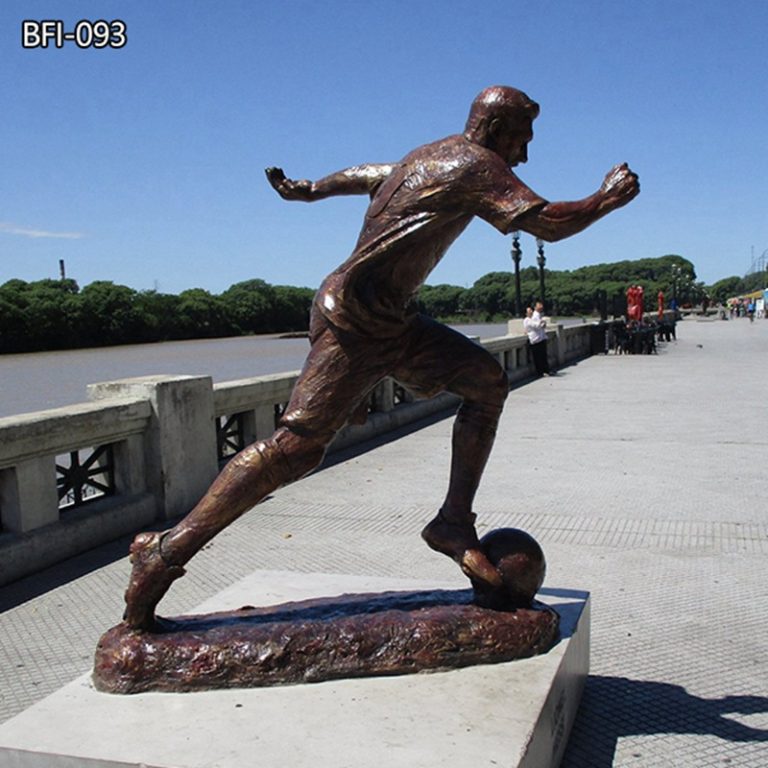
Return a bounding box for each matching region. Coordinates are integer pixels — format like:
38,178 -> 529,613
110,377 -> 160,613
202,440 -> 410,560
1,316 -> 766,767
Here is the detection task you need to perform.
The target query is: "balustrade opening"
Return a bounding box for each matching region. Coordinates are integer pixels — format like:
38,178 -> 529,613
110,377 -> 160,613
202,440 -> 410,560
56,445 -> 116,510
217,414 -> 245,462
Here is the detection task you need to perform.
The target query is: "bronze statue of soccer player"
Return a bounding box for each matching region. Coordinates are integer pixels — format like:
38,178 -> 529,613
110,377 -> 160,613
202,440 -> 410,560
123,86 -> 639,629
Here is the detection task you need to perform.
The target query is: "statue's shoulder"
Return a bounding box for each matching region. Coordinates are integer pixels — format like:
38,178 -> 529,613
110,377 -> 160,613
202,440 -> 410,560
401,135 -> 491,177
398,134 -> 457,159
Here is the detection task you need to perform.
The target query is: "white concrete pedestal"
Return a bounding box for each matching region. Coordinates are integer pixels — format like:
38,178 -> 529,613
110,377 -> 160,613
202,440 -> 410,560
0,572 -> 589,768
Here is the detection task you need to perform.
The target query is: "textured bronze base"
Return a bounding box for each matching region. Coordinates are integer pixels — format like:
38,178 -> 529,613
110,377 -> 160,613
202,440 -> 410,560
93,589 -> 559,694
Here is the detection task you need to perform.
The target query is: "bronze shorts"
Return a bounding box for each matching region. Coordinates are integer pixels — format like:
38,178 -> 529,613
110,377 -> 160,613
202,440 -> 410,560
280,308 -> 506,441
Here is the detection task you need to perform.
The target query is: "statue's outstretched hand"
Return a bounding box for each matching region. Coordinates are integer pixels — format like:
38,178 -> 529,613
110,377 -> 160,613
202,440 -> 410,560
600,163 -> 640,209
265,167 -> 313,201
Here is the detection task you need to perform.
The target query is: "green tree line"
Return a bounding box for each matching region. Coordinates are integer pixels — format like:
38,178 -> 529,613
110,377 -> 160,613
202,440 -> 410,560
0,278 -> 314,353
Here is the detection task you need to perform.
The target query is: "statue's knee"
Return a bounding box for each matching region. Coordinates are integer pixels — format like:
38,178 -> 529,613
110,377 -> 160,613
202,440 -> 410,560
228,428 -> 326,486
485,367 -> 509,407
456,367 -> 508,432
274,427 -> 328,479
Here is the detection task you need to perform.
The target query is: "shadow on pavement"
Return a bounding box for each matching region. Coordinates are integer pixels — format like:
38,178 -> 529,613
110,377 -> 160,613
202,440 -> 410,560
0,532 -> 137,613
562,674 -> 768,767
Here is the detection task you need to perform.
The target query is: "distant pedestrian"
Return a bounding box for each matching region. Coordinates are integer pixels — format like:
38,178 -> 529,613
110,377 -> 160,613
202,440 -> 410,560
524,302 -> 550,376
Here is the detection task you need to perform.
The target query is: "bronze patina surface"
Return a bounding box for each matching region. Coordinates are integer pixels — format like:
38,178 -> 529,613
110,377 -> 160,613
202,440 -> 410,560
94,589 -> 559,694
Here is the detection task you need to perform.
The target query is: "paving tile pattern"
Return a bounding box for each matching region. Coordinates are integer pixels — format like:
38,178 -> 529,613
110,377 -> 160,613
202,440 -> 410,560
1,317 -> 766,767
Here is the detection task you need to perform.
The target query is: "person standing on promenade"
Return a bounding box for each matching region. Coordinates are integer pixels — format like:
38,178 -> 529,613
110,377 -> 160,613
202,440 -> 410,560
524,302 -> 551,376
123,85 -> 639,630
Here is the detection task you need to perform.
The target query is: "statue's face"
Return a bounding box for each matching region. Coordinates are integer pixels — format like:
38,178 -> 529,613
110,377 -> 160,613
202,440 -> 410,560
495,119 -> 533,167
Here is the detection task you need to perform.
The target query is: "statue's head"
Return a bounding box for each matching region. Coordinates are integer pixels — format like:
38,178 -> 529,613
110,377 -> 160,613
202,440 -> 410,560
465,86 -> 539,166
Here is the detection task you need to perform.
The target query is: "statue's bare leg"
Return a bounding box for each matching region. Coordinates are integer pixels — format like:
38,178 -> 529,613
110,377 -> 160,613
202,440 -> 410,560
421,400 -> 505,587
394,318 -> 508,587
123,427 -> 326,629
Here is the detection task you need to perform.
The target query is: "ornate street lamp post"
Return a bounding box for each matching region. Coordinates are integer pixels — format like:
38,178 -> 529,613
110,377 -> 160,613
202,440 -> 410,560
510,231 -> 522,317
536,237 -> 546,310
671,264 -> 680,310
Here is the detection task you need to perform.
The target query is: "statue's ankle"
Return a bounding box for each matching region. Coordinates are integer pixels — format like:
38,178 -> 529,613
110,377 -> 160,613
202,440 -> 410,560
438,508 -> 476,527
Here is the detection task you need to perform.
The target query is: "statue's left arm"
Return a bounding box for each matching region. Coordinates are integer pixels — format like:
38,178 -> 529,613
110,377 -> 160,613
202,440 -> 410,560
515,163 -> 640,242
266,164 -> 395,202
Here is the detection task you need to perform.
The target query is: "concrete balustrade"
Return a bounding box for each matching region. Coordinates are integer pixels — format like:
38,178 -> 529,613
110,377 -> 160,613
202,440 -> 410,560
0,397 -> 156,584
88,375 -> 220,521
0,323 -> 599,585
213,371 -> 301,447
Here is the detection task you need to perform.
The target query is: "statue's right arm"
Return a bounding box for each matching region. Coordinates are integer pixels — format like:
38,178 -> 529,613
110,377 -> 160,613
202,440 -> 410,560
515,163 -> 639,242
265,164 -> 395,202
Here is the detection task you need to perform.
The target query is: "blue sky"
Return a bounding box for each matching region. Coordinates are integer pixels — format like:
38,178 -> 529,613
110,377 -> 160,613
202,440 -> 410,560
1,0 -> 766,294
